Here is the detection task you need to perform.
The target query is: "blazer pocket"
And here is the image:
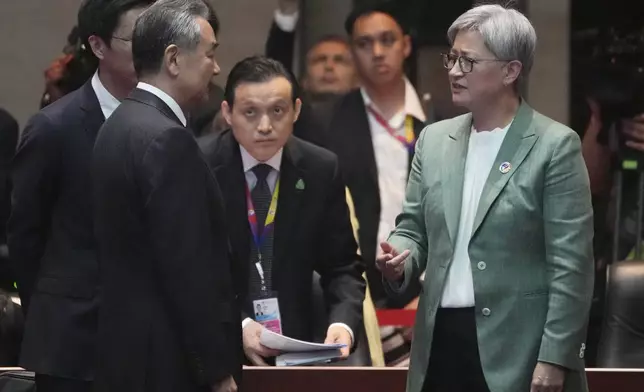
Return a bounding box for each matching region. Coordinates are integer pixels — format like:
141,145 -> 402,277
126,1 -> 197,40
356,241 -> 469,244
35,276 -> 97,299
523,288 -> 549,298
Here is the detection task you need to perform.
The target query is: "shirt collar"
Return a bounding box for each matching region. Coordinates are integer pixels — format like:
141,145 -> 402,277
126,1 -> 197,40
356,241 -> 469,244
239,145 -> 283,173
91,71 -> 120,120
360,77 -> 427,127
136,82 -> 187,126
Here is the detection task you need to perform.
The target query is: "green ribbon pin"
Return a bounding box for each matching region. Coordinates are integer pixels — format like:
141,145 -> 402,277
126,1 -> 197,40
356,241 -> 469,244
295,178 -> 305,190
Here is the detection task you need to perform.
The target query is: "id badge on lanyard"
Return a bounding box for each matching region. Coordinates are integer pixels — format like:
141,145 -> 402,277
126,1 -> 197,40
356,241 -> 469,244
247,178 -> 283,334
252,246 -> 282,334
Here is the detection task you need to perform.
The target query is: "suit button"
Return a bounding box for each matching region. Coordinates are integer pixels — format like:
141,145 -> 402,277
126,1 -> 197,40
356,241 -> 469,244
477,261 -> 486,270
482,308 -> 491,317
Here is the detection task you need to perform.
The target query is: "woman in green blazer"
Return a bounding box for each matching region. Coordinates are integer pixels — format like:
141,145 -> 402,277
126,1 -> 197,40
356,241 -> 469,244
377,4 -> 594,392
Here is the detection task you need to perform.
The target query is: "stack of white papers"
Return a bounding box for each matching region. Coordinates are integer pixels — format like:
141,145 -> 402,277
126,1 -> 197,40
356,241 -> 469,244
260,329 -> 346,366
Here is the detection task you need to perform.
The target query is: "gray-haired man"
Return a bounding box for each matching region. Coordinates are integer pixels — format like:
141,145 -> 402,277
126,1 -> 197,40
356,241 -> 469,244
92,1 -> 239,391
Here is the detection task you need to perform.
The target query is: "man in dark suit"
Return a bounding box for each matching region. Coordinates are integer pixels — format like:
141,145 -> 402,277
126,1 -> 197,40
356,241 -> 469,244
92,1 -> 238,391
7,1 -> 152,391
199,56 -> 365,366
323,5 -> 430,309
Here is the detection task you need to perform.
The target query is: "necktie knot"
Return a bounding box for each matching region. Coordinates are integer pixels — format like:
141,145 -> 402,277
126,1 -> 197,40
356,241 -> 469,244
252,164 -> 272,183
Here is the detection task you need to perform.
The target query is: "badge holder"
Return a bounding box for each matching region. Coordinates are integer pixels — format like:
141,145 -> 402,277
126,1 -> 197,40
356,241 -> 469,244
252,260 -> 283,334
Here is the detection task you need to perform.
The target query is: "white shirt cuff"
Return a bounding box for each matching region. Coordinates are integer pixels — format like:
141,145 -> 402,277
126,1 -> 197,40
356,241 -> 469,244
242,317 -> 253,329
328,323 -> 354,347
274,9 -> 299,32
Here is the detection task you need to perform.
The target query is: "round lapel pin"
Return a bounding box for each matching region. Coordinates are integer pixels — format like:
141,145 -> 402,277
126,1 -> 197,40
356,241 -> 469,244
499,162 -> 512,174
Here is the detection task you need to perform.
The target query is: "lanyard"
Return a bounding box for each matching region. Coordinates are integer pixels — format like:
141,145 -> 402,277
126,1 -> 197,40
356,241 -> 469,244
367,105 -> 416,153
246,177 -> 280,292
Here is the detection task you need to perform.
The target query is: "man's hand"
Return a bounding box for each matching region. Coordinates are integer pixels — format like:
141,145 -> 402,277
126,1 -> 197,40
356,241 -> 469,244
375,242 -> 410,282
242,320 -> 280,366
278,0 -> 299,15
622,114 -> 644,151
324,325 -> 352,358
212,375 -> 237,392
530,362 -> 566,392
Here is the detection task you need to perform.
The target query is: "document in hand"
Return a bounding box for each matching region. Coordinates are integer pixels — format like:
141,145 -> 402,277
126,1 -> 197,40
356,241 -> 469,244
260,329 -> 347,366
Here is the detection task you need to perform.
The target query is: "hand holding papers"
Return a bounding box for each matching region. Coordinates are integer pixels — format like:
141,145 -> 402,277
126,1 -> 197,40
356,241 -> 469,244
260,328 -> 347,366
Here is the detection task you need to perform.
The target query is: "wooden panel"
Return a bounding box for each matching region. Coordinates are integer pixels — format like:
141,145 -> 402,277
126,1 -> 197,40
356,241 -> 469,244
242,367 -> 644,392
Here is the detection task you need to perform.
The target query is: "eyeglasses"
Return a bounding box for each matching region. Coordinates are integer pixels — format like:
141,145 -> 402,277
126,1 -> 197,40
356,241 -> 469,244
112,36 -> 132,43
441,53 -> 509,73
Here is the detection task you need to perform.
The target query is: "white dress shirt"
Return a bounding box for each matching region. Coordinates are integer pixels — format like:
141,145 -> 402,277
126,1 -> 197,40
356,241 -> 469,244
440,121 -> 512,308
136,82 -> 187,127
361,79 -> 426,259
90,71 -> 120,119
240,146 -> 282,192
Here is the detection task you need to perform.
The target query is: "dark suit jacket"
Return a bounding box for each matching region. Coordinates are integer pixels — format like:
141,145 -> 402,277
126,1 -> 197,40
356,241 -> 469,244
265,21 -> 295,76
323,89 -> 426,308
92,89 -> 240,392
0,108 -> 18,291
7,81 -> 103,380
199,130 -> 366,343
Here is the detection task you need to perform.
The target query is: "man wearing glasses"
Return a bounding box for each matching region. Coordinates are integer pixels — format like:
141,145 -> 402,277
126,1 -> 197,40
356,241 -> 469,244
8,1 -> 153,391
378,4 -> 594,392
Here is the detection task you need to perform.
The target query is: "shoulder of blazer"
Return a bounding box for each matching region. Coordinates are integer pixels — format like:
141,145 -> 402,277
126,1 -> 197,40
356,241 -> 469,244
196,129 -> 237,168
38,82 -> 94,124
287,136 -> 338,173
531,109 -> 576,139
420,112 -> 472,139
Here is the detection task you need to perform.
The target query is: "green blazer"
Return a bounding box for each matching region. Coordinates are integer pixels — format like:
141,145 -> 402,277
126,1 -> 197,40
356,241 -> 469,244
386,102 -> 594,392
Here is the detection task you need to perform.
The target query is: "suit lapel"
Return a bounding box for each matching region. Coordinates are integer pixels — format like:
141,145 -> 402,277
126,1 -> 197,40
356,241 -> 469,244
442,114 -> 472,247
346,91 -> 379,188
273,139 -> 305,288
211,134 -> 252,272
79,81 -> 105,142
412,117 -> 426,138
471,102 -> 539,237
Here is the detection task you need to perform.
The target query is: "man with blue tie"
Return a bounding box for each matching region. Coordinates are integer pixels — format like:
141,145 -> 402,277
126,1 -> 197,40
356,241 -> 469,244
199,55 -> 366,366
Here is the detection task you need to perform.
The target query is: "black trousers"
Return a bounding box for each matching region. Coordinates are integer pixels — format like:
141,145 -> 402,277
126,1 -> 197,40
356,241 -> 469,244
422,307 -> 491,392
35,374 -> 92,392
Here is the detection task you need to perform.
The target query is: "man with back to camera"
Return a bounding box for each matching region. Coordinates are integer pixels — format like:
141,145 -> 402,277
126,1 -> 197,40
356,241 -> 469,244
7,1 -> 153,390
92,0 -> 239,391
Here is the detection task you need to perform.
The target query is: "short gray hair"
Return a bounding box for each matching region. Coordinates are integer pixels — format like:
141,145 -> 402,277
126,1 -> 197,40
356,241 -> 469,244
132,0 -> 211,78
447,4 -> 536,86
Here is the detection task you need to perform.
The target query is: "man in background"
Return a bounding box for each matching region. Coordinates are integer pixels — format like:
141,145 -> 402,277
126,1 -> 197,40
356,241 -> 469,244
266,0 -> 358,98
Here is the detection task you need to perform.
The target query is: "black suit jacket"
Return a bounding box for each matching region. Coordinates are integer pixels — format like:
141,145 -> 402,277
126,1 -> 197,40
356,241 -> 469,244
92,89 -> 240,392
322,89 -> 426,308
199,130 -> 365,343
265,21 -> 295,76
0,108 -> 18,291
7,81 -> 103,380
